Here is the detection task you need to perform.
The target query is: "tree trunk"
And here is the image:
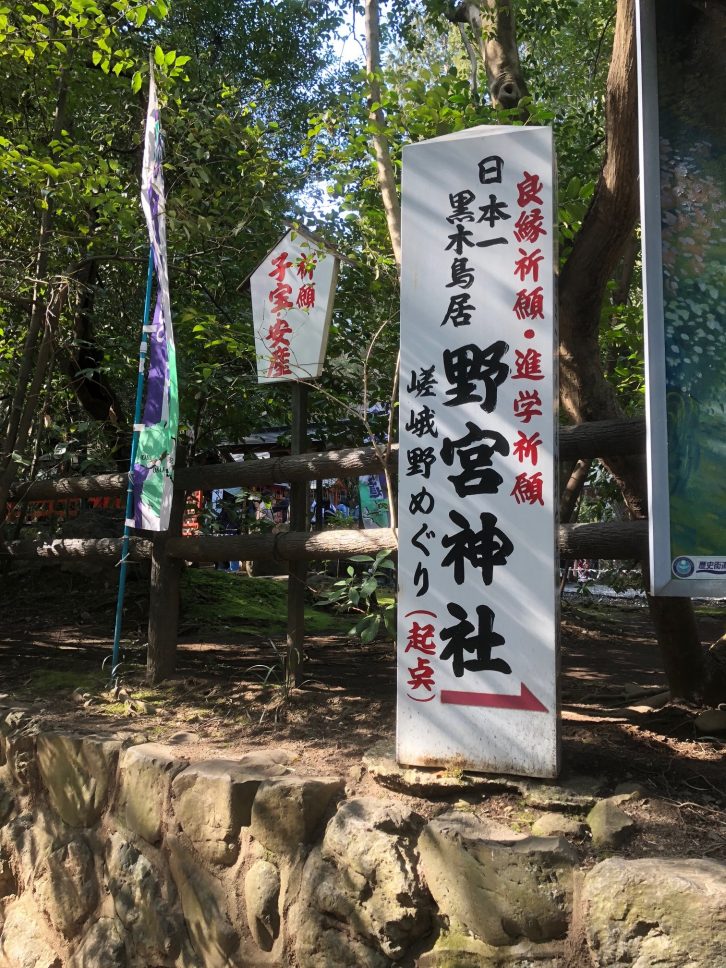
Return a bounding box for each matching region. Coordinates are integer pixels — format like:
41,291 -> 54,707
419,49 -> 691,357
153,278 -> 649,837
159,519 -> 647,565
0,69 -> 70,524
0,70 -> 68,479
0,537 -> 151,561
13,416 -> 645,505
364,0 -> 402,270
644,590 -> 706,699
450,1 -> 529,111
2,520 -> 648,564
560,459 -> 591,524
58,256 -> 129,468
0,282 -> 69,518
12,472 -> 126,501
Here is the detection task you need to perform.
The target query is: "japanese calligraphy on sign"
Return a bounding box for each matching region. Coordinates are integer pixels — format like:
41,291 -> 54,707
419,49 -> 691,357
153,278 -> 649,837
398,126 -> 559,778
250,227 -> 339,383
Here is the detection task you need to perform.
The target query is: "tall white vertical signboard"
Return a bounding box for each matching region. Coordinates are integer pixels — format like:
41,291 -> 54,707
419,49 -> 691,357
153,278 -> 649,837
397,126 -> 559,778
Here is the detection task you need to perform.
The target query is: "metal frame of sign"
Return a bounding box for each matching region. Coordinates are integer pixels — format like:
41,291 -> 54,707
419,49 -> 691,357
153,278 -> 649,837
397,125 -> 559,779
637,0 -> 726,596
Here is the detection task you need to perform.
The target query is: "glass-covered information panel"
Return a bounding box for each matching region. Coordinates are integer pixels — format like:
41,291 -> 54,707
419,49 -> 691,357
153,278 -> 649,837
638,0 -> 726,595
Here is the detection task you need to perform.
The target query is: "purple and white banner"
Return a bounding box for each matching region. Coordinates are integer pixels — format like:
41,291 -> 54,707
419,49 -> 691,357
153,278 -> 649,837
129,64 -> 179,531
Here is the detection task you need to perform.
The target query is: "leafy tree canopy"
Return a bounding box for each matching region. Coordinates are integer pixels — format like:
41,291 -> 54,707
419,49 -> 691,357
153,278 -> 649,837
0,0 -> 644,497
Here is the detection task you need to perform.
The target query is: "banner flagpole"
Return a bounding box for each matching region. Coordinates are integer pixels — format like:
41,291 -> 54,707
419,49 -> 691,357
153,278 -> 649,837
110,59 -> 178,680
111,245 -> 155,679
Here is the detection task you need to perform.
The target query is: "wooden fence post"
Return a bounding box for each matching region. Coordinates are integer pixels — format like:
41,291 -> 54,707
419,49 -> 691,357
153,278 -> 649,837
287,384 -> 308,687
147,447 -> 187,683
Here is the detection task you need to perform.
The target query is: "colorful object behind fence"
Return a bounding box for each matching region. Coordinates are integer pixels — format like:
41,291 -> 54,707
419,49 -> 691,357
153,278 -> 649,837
129,65 -> 178,531
397,126 -> 559,779
359,473 -> 390,528
250,227 -> 338,383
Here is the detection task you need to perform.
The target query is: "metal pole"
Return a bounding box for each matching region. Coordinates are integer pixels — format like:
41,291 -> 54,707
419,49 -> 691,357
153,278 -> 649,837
111,246 -> 154,679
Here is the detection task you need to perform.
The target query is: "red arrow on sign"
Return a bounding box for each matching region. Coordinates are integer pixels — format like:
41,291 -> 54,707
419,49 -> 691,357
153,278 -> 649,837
440,683 -> 548,713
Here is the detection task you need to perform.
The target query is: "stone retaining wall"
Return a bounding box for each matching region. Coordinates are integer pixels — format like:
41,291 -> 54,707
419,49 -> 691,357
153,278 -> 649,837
0,709 -> 724,967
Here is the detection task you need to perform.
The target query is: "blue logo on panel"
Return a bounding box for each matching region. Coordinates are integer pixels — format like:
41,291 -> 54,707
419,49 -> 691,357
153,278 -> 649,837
672,556 -> 695,578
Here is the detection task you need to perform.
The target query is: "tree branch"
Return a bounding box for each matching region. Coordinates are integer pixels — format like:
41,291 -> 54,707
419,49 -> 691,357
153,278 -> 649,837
560,0 -> 638,341
448,1 -> 529,111
1,67 -> 69,479
558,0 -> 638,427
364,0 -> 402,271
457,22 -> 480,103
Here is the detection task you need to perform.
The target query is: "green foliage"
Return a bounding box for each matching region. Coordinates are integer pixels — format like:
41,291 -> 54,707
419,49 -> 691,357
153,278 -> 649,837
23,666 -> 106,696
317,551 -> 396,644
182,569 -> 347,635
0,0 -> 354,484
0,0 -> 649,500
600,278 -> 646,407
247,639 -> 314,718
576,460 -> 625,524
301,1 -> 633,423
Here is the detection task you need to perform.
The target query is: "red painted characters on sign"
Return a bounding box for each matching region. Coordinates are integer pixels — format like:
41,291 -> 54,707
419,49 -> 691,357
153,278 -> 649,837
264,247 -> 320,378
266,251 -> 293,377
405,610 -> 439,701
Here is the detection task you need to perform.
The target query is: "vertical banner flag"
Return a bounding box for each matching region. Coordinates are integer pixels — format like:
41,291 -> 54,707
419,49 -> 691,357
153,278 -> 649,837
398,126 -> 559,779
131,65 -> 179,531
359,473 -> 390,528
250,227 -> 339,383
637,0 -> 726,596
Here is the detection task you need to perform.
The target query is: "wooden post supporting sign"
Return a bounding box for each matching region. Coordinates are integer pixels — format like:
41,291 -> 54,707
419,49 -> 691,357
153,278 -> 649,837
287,383 -> 308,686
249,225 -> 342,687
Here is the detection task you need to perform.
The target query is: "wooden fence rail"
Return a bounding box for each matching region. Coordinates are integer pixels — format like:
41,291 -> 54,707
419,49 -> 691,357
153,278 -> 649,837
557,417 -> 645,461
163,520 -> 648,564
176,443 -> 396,492
0,520 -> 647,565
0,537 -> 151,560
1,416 -> 649,682
10,473 -> 127,502
9,416 -> 646,502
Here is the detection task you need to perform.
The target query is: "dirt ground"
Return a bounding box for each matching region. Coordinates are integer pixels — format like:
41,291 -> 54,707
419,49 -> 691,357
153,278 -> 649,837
1,564 -> 724,867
